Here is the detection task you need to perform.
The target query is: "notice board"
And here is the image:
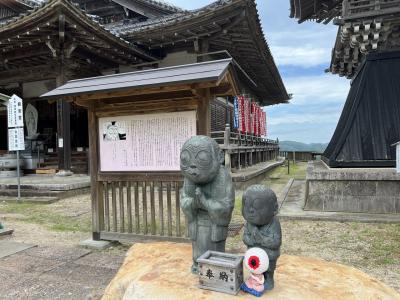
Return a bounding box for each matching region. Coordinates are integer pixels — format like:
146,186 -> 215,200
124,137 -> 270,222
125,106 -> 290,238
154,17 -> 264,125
99,111 -> 196,172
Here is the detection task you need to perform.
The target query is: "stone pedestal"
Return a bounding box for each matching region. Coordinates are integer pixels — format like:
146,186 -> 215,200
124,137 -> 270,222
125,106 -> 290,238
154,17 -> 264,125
102,242 -> 399,300
306,161 -> 400,213
0,154 -> 24,178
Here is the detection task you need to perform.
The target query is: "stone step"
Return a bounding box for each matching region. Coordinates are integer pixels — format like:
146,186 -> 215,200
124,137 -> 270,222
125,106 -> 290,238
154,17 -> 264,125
0,189 -> 64,198
0,187 -> 90,201
0,196 -> 59,204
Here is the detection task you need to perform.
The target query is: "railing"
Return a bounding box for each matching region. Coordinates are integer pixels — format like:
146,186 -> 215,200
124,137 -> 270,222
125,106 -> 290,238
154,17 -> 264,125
212,124 -> 279,171
279,151 -> 322,162
343,0 -> 400,20
97,176 -> 189,243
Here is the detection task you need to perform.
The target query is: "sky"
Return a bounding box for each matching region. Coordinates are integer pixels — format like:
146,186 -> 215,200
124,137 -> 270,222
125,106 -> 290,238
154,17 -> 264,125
167,0 -> 350,144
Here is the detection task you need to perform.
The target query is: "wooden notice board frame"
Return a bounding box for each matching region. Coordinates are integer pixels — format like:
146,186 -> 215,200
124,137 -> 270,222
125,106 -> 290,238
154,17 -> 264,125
41,59 -> 240,242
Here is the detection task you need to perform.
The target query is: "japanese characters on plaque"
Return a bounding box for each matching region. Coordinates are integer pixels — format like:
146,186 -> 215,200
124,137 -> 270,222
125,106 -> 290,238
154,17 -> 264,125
99,111 -> 196,172
8,128 -> 25,151
7,94 -> 25,151
197,251 -> 243,295
7,95 -> 24,128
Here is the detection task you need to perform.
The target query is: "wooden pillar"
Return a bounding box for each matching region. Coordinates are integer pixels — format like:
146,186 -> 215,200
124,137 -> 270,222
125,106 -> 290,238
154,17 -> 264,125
56,67 -> 72,175
197,89 -> 211,136
55,13 -> 72,175
88,104 -> 104,240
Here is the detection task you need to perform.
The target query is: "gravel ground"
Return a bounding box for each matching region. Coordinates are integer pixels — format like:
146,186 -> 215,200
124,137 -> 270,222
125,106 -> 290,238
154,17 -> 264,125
0,163 -> 399,294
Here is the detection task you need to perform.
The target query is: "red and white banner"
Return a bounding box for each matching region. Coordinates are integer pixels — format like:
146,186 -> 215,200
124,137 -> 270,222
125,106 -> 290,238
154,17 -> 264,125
237,96 -> 245,133
236,95 -> 267,137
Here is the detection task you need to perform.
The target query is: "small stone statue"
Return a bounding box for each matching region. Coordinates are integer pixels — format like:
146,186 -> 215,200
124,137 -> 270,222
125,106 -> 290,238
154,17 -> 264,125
180,136 -> 235,274
242,185 -> 282,290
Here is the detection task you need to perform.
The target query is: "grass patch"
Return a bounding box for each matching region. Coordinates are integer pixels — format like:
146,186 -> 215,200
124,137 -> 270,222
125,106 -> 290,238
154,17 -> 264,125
0,202 -> 91,233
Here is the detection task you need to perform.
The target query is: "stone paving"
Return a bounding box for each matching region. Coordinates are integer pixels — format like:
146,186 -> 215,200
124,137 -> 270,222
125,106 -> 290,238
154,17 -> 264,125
0,244 -> 125,300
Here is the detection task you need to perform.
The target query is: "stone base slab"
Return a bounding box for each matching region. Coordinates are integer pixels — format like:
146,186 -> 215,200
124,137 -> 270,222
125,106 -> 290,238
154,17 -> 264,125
102,242 -> 399,300
306,161 -> 400,213
79,239 -> 112,250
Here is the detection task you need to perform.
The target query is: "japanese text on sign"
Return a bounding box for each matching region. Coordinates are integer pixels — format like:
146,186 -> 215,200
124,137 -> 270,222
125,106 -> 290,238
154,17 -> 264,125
8,128 -> 25,151
99,111 -> 197,172
7,94 -> 24,128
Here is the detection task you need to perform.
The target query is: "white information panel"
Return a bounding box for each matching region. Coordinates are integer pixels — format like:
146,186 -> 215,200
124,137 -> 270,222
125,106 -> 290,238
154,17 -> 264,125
99,111 -> 197,172
396,144 -> 400,173
8,128 -> 25,151
7,94 -> 24,128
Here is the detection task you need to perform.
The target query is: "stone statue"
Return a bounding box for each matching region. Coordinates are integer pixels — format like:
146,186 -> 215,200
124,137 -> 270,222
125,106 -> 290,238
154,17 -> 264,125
180,136 -> 235,274
242,185 -> 282,290
25,103 -> 39,140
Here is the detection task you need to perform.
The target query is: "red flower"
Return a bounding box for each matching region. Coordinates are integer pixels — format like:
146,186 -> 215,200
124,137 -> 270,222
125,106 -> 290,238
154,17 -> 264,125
248,255 -> 260,270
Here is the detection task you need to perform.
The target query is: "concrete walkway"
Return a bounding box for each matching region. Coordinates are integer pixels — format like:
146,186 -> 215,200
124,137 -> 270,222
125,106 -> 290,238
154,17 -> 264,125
0,243 -> 124,299
278,179 -> 400,223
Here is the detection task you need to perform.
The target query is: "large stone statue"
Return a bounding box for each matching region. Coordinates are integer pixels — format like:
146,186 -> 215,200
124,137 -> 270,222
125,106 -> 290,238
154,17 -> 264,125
180,136 -> 235,274
25,103 -> 39,140
242,185 -> 282,290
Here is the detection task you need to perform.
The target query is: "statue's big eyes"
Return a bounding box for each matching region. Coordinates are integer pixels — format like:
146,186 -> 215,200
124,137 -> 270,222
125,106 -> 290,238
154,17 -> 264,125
196,150 -> 212,167
180,150 -> 191,167
253,199 -> 264,210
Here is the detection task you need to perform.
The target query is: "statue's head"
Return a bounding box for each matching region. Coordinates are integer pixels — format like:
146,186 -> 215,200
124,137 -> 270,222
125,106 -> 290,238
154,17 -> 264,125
180,136 -> 223,184
242,185 -> 278,226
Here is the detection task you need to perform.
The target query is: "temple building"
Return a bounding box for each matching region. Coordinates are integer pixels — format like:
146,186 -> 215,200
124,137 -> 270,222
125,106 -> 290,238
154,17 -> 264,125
290,0 -> 400,214
291,0 -> 400,167
0,0 -> 289,174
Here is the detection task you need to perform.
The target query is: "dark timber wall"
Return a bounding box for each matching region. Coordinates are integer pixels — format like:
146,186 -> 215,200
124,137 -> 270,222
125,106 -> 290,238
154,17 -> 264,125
323,51 -> 400,168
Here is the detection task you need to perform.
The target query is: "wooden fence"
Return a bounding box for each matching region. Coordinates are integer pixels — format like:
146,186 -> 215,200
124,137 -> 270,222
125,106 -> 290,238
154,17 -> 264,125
96,175 -> 189,243
212,124 -> 279,171
94,125 -> 279,243
279,151 -> 322,162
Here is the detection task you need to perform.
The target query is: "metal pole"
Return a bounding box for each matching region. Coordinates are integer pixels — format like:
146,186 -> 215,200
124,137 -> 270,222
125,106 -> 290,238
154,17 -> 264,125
287,157 -> 290,175
17,150 -> 21,200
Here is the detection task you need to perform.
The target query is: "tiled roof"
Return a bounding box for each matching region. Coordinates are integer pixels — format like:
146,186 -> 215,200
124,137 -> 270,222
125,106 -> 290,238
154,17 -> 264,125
135,0 -> 184,13
107,0 -> 230,35
0,0 -> 156,61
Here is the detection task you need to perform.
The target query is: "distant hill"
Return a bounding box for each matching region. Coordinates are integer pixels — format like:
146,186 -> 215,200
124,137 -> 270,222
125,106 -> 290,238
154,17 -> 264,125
279,141 -> 328,153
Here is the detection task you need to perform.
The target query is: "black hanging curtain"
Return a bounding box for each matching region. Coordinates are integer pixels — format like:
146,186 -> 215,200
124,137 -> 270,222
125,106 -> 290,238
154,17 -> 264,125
323,51 -> 400,168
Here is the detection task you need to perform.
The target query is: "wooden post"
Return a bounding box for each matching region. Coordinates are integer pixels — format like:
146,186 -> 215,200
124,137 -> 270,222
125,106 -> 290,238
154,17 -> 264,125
56,63 -> 72,175
55,14 -> 72,175
224,124 -> 231,170
88,104 -> 104,240
197,89 -> 211,136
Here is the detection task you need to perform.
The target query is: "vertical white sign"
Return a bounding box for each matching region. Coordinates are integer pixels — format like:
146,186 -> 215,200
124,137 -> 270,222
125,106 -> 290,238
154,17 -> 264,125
7,95 -> 24,128
396,144 -> 400,174
8,128 -> 25,151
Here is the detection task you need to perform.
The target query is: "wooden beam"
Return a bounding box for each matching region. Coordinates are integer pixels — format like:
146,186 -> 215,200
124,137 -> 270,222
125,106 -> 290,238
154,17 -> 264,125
69,81 -> 218,102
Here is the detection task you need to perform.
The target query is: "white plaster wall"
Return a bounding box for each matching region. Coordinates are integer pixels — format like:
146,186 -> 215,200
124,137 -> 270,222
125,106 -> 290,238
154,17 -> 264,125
158,51 -> 197,68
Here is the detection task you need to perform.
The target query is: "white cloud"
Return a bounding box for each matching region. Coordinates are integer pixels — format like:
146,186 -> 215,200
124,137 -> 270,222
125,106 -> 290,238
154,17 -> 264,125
283,74 -> 350,105
268,110 -> 341,126
271,45 -> 332,67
